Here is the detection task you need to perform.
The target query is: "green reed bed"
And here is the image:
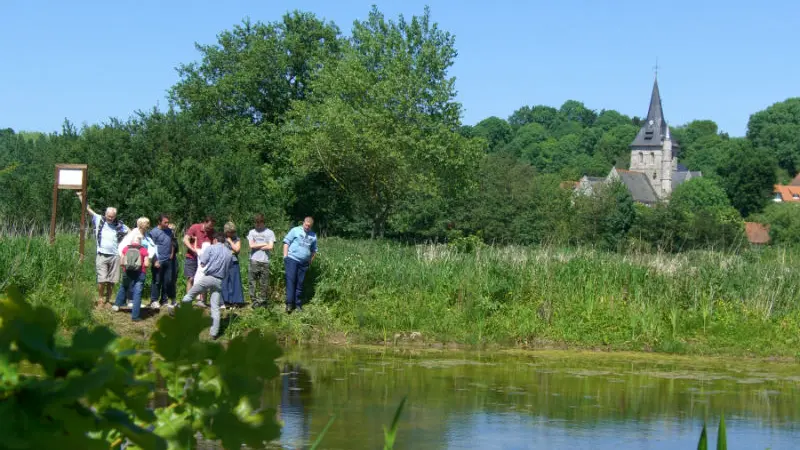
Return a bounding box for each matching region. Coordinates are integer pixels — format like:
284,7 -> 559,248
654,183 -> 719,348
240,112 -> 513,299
3,234 -> 800,356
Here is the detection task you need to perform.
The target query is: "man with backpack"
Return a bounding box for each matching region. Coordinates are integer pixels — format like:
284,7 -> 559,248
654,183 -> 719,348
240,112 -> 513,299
78,192 -> 129,307
111,236 -> 150,321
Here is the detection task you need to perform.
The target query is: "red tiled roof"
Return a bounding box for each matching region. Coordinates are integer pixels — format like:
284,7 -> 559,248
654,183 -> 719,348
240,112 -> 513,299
745,222 -> 771,245
773,184 -> 800,202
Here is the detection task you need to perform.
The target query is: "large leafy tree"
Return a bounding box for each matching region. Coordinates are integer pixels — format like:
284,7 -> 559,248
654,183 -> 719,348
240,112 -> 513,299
170,12 -> 342,125
472,116 -> 512,152
747,98 -> 800,175
715,139 -> 777,217
571,179 -> 635,250
283,6 -> 482,238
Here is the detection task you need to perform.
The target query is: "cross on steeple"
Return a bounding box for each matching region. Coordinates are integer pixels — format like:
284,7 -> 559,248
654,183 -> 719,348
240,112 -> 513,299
653,58 -> 660,79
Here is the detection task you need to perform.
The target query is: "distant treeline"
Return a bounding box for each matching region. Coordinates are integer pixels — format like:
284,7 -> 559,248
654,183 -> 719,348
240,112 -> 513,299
2,6 -> 800,248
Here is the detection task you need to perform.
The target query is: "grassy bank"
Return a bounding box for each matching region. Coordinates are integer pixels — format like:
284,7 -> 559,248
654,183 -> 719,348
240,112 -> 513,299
3,233 -> 800,357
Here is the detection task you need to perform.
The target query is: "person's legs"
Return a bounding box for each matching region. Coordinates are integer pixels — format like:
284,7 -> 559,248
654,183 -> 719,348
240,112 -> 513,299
159,259 -> 175,304
181,278 -> 209,304
96,254 -> 117,305
294,262 -> 310,309
131,272 -> 145,320
208,279 -> 223,337
150,263 -> 163,303
113,274 -> 131,307
184,256 -> 197,294
259,262 -> 270,304
248,261 -> 259,303
169,257 -> 178,300
284,257 -> 297,308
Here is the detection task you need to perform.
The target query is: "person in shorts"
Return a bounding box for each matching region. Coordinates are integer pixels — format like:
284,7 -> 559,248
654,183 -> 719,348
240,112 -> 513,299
78,192 -> 129,307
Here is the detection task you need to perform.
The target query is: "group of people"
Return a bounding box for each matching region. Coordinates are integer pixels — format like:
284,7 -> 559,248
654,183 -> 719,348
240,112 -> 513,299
80,192 -> 318,340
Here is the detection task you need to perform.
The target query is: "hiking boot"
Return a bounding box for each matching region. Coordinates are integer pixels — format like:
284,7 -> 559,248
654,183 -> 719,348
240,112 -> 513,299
150,301 -> 161,310
111,305 -> 120,312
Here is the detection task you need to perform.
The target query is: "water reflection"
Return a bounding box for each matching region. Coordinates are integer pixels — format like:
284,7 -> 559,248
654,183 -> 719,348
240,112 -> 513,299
279,363 -> 313,449
267,348 -> 800,449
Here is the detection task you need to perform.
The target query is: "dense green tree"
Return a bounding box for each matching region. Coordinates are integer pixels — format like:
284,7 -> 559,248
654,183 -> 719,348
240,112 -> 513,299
170,12 -> 342,125
472,116 -> 513,152
451,154 -> 571,244
507,106 -> 533,130
594,110 -> 632,131
559,100 -> 597,127
753,203 -> 800,246
572,180 -> 635,250
747,98 -> 800,175
668,177 -> 744,248
594,124 -> 638,167
715,139 -> 777,217
500,123 -> 547,158
529,105 -> 561,131
283,7 -> 481,238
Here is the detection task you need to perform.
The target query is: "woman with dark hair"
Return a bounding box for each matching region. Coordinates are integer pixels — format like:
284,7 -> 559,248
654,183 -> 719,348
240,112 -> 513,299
222,221 -> 245,308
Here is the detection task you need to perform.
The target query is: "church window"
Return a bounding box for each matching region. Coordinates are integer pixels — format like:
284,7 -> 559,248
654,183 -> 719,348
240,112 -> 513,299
638,152 -> 643,163
652,172 -> 657,180
650,152 -> 655,163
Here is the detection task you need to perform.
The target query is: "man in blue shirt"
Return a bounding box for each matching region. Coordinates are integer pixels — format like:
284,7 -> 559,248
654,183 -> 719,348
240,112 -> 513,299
149,214 -> 177,310
178,232 -> 232,340
282,216 -> 317,313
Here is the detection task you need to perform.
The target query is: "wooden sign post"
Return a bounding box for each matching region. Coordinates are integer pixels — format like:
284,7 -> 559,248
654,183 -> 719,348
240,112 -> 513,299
50,164 -> 88,260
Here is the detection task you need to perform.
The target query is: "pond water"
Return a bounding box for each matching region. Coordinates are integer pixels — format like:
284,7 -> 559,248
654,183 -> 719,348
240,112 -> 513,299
262,347 -> 800,450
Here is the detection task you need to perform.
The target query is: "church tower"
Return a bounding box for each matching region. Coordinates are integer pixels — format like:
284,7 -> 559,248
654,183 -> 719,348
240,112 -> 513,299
629,78 -> 680,198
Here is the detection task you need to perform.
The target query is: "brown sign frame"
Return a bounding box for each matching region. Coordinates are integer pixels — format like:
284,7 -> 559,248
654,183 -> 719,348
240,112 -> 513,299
50,164 -> 89,260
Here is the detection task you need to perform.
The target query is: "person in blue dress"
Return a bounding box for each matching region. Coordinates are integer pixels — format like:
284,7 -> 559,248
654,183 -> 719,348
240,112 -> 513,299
222,221 -> 245,308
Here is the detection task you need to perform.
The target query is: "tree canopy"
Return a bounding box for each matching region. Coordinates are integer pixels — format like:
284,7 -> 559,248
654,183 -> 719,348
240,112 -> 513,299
1,6 -> 797,248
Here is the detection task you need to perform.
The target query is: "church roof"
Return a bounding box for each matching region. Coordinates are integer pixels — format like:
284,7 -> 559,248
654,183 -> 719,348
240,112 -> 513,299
630,79 -> 680,150
671,170 -> 702,190
615,169 -> 659,204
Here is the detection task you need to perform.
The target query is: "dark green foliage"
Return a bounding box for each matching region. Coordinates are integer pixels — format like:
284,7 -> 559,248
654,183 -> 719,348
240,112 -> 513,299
0,286 -> 282,449
715,141 -> 777,217
472,116 -> 513,152
572,180 -> 635,250
751,203 -> 800,245
170,12 -> 342,125
747,98 -> 800,175
629,178 -> 744,251
1,5 -> 798,249
450,155 -> 571,245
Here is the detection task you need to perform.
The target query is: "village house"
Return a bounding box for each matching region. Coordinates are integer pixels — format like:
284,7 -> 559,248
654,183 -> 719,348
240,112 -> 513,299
772,173 -> 800,203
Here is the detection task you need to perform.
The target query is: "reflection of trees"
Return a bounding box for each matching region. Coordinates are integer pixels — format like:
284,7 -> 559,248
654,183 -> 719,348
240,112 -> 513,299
269,350 -> 800,449
279,363 -> 313,449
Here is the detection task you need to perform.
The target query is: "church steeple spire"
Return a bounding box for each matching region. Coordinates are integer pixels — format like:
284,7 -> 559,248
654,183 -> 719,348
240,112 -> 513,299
646,78 -> 667,136
630,77 -> 672,148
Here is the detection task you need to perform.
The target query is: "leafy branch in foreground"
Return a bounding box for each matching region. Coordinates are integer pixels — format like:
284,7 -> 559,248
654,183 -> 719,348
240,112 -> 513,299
0,286 -> 282,449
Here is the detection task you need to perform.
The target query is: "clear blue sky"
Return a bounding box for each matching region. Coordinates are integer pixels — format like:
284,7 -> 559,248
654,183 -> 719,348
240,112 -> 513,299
2,0 -> 798,137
